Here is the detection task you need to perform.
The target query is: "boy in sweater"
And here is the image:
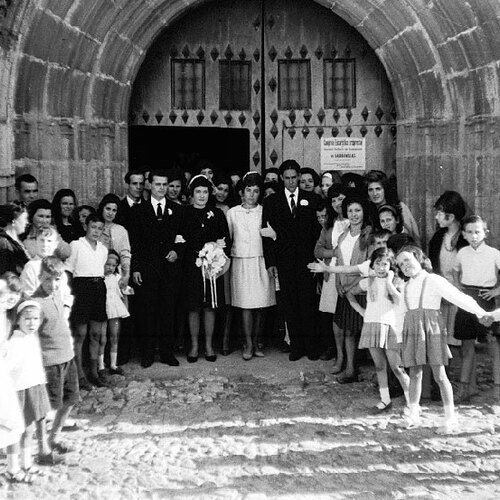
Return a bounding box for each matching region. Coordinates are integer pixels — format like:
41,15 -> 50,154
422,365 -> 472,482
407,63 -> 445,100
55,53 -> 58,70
33,256 -> 79,454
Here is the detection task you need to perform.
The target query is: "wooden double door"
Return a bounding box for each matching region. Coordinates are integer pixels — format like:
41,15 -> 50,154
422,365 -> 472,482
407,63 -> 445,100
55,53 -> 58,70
129,0 -> 396,175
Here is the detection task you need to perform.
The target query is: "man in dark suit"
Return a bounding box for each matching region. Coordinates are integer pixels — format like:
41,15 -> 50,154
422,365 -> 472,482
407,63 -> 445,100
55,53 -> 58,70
129,170 -> 185,367
116,170 -> 145,230
262,160 -> 321,361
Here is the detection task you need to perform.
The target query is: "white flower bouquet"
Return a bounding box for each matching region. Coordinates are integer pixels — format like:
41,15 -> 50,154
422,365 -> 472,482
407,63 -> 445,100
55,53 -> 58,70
195,239 -> 229,307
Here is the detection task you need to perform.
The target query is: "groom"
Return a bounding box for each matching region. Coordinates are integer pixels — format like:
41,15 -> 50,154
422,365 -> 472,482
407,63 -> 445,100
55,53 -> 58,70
262,159 -> 321,360
129,170 -> 185,368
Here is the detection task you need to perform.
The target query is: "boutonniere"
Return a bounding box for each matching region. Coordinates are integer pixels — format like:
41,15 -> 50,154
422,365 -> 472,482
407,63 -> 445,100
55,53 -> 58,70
299,199 -> 309,206
174,234 -> 186,244
207,211 -> 214,219
167,208 -> 173,216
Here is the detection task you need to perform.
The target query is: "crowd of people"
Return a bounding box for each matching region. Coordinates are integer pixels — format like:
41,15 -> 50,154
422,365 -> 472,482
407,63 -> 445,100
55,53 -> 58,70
1,162 -> 500,483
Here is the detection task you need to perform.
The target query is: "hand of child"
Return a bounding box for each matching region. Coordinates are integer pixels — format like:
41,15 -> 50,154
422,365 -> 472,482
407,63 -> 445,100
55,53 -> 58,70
479,287 -> 500,301
307,259 -> 327,273
479,314 -> 495,327
387,270 -> 394,281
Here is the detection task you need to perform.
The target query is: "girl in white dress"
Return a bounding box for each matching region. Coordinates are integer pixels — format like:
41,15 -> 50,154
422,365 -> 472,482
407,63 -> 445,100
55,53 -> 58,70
227,173 -> 276,360
102,250 -> 129,376
347,247 -> 410,412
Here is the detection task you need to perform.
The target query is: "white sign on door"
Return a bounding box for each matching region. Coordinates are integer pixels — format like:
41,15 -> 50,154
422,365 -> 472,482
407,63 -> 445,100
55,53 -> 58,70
321,137 -> 366,171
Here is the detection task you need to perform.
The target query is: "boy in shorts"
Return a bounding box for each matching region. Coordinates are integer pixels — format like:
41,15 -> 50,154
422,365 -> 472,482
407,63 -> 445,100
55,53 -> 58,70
33,256 -> 79,455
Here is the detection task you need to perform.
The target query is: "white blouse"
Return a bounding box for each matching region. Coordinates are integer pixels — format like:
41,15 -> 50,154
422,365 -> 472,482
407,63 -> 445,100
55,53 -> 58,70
402,271 -> 485,316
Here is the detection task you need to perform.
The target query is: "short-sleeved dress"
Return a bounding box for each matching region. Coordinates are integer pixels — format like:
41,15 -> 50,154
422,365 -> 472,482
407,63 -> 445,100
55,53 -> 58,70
105,274 -> 130,320
182,205 -> 230,310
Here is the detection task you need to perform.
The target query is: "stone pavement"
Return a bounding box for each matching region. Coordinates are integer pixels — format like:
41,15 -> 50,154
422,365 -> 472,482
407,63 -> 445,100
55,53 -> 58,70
2,348 -> 500,499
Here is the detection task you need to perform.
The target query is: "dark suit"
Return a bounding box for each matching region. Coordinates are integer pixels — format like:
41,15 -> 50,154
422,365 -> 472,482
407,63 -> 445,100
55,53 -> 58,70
116,196 -> 143,231
262,189 -> 321,356
129,198 -> 185,361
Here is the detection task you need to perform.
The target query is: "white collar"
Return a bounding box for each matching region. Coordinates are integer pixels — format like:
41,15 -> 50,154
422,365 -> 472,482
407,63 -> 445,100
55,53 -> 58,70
126,195 -> 141,207
285,188 -> 298,198
151,197 -> 166,209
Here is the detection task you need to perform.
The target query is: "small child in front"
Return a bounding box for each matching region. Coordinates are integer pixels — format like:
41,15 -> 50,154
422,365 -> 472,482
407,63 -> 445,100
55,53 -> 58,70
66,213 -> 108,389
33,256 -> 80,454
4,301 -> 52,483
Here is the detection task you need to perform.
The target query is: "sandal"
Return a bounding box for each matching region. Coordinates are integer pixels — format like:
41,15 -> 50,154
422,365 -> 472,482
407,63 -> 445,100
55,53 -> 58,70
374,400 -> 392,413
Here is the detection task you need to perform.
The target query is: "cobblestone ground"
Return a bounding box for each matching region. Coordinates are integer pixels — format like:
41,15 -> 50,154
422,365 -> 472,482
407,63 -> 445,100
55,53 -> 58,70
2,347 -> 500,499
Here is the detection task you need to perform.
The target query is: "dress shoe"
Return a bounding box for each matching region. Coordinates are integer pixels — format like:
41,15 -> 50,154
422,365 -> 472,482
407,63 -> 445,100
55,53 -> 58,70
320,347 -> 335,361
187,355 -> 198,363
222,348 -> 231,356
141,357 -> 154,368
205,354 -> 217,362
289,352 -> 304,361
160,353 -> 180,366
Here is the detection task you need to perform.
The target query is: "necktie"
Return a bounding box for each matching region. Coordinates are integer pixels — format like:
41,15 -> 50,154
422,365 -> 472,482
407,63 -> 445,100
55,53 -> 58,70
290,193 -> 296,218
156,202 -> 163,220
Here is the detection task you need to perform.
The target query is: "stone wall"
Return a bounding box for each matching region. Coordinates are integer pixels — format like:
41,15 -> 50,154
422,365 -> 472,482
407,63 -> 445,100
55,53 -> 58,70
0,0 -> 498,244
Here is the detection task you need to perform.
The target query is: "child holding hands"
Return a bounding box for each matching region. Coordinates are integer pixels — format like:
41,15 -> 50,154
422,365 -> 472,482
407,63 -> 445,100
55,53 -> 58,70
395,245 -> 488,434
347,247 -> 409,412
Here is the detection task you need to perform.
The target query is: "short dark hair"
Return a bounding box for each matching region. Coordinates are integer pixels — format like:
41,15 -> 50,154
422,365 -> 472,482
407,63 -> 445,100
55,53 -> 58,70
299,167 -> 320,187
0,203 -> 26,229
124,170 -> 145,184
434,191 -> 467,222
85,213 -> 105,226
15,174 -> 38,190
279,159 -> 301,176
148,170 -> 168,183
369,247 -> 396,269
27,199 -> 52,224
98,193 -> 121,218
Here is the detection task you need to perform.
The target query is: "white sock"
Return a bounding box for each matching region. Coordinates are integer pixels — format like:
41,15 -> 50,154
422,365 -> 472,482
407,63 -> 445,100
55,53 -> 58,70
21,446 -> 32,469
408,403 -> 420,420
98,354 -> 105,371
110,352 -> 117,369
444,404 -> 456,421
379,387 -> 391,404
7,452 -> 20,473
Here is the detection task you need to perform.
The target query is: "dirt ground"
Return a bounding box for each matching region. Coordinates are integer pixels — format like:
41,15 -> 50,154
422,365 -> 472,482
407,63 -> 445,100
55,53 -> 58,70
2,345 -> 500,499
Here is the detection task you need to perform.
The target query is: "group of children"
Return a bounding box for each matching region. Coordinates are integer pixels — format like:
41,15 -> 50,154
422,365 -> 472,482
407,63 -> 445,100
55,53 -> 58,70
309,190 -> 500,433
0,214 -> 130,483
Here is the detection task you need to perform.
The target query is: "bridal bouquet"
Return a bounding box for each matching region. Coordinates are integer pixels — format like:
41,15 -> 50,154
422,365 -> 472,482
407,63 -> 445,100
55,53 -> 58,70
196,239 -> 228,307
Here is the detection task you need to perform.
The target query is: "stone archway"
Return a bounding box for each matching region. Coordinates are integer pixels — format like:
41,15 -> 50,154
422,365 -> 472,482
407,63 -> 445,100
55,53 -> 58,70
1,0 -> 499,242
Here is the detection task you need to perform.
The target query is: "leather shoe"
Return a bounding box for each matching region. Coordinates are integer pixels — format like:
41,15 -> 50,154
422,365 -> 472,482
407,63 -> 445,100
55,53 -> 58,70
160,353 -> 180,366
289,352 -> 304,361
141,357 -> 154,368
187,355 -> 198,363
205,354 -> 217,362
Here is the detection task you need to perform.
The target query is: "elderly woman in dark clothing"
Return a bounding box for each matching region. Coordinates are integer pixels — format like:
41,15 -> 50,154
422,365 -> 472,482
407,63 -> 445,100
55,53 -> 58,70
52,189 -> 81,243
0,203 -> 30,275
